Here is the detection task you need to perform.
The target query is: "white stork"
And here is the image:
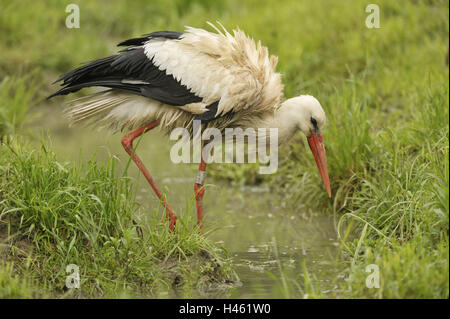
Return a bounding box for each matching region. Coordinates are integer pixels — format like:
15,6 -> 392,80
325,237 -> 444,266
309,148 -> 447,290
48,23 -> 331,230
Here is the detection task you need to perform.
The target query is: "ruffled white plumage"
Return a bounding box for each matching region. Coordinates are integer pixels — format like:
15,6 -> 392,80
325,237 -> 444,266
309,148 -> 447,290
144,22 -> 283,117
65,23 -> 284,133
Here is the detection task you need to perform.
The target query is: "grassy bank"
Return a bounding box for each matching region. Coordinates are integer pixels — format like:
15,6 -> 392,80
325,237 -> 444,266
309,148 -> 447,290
0,139 -> 235,298
261,1 -> 449,298
0,0 -> 448,298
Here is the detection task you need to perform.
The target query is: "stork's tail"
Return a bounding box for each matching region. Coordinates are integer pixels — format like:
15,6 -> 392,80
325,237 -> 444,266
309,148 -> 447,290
64,89 -> 131,127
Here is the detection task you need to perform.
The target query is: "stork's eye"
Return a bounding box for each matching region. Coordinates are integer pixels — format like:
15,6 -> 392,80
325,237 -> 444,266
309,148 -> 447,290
310,117 -> 318,129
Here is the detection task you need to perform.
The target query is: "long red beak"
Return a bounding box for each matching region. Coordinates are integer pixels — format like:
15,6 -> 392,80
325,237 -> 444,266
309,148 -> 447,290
307,134 -> 331,197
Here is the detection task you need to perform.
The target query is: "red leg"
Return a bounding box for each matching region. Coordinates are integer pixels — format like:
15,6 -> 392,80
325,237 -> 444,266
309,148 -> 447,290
121,121 -> 177,230
194,152 -> 208,229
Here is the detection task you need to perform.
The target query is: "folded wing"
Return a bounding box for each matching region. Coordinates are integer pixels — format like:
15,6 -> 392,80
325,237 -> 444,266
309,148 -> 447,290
49,24 -> 283,123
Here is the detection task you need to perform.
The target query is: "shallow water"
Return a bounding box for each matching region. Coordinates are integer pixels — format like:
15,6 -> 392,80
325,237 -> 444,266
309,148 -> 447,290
27,105 -> 344,298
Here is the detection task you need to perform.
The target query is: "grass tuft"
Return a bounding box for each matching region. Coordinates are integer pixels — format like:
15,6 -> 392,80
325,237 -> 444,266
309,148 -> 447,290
0,139 -> 235,298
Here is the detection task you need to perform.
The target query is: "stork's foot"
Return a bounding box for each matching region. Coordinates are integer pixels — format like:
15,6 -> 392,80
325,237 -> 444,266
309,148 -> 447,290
164,205 -> 177,231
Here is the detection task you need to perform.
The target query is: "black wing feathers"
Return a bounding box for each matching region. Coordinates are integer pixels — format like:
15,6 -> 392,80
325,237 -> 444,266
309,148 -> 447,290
48,47 -> 201,105
49,30 -> 222,122
195,101 -> 219,121
117,31 -> 183,47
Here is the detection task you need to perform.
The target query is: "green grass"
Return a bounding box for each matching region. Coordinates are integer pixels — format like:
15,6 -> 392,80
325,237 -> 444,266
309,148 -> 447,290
0,139 -> 235,298
263,1 -> 449,298
0,0 -> 448,298
0,74 -> 40,139
0,262 -> 46,298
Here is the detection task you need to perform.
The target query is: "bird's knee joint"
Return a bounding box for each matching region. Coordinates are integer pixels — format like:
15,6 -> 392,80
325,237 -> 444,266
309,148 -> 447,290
121,137 -> 133,150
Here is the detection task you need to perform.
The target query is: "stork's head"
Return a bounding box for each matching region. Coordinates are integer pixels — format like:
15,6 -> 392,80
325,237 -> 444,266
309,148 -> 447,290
281,95 -> 331,197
